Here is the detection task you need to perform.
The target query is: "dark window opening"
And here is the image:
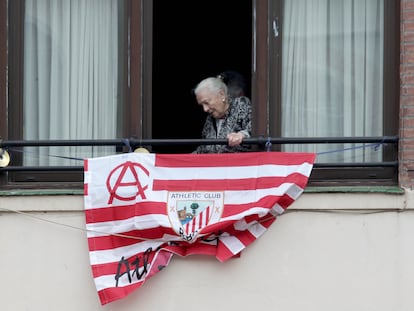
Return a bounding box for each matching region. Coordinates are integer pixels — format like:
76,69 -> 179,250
152,0 -> 253,154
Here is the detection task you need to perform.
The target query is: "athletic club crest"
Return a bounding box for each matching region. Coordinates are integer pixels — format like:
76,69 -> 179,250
167,191 -> 224,242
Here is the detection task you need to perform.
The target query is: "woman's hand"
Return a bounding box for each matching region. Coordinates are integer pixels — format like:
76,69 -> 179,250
227,132 -> 245,147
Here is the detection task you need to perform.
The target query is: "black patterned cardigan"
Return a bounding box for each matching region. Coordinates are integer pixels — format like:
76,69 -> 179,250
193,96 -> 252,154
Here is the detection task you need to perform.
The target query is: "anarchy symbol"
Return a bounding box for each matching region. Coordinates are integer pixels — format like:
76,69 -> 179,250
106,161 -> 150,204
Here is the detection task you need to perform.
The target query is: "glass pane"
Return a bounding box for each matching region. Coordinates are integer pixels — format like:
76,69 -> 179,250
22,0 -> 127,166
281,0 -> 384,163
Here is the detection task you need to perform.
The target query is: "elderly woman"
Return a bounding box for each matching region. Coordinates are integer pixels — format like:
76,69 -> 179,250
193,77 -> 252,153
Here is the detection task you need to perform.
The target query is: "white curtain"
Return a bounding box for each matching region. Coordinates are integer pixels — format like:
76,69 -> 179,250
23,0 -> 121,166
282,0 -> 384,163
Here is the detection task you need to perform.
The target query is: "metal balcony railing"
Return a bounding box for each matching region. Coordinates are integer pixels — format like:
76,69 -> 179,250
0,136 -> 399,172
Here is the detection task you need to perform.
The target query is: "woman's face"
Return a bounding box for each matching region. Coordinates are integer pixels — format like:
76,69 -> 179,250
196,88 -> 227,119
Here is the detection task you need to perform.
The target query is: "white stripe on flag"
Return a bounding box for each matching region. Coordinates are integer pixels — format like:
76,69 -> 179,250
285,183 -> 306,200
247,222 -> 267,238
232,219 -> 267,238
94,271 -> 142,292
271,204 -> 285,215
151,163 -> 314,180
86,214 -> 171,238
89,240 -> 165,265
220,234 -> 245,255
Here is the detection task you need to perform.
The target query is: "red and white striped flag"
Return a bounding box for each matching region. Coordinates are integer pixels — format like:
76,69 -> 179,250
84,151 -> 315,305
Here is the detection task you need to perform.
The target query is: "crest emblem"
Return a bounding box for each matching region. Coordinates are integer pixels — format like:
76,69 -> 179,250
167,191 -> 224,242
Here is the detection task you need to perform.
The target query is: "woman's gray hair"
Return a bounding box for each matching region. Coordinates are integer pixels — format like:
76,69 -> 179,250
194,77 -> 228,96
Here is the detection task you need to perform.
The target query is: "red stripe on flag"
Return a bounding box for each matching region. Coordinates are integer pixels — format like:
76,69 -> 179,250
216,242 -> 238,262
87,227 -> 176,251
218,194 -> 294,218
85,201 -> 167,224
259,215 -> 276,228
152,173 -> 310,191
98,282 -> 143,305
232,228 -> 257,246
155,152 -> 316,167
276,194 -> 295,211
198,219 -> 234,235
163,242 -> 219,257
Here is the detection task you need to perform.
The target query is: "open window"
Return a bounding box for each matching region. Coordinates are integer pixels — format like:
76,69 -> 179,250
0,0 -> 399,189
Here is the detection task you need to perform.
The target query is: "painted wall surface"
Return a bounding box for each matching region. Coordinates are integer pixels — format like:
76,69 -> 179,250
0,191 -> 413,311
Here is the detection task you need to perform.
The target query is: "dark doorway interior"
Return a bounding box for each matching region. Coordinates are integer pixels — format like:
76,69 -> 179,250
152,0 -> 252,153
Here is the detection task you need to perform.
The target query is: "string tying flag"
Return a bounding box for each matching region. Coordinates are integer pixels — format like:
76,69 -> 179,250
84,151 -> 315,305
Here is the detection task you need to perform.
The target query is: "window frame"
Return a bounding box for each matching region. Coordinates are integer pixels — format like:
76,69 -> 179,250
0,0 -> 400,190
252,0 -> 400,187
0,0 -> 148,190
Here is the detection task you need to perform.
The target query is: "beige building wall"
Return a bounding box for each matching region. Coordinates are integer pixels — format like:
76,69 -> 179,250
1,191 -> 413,311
